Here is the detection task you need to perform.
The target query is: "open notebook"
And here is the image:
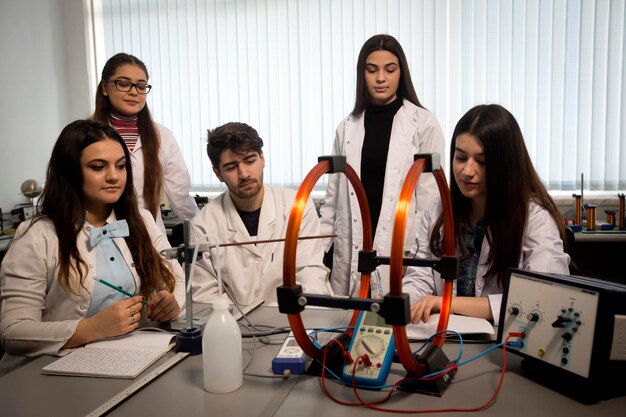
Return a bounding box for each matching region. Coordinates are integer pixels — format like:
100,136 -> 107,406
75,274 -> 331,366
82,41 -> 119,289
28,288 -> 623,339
406,314 -> 496,341
41,331 -> 176,379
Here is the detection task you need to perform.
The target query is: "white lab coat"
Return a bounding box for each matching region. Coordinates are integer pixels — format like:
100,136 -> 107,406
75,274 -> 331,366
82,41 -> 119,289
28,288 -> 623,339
319,100 -> 445,296
0,209 -> 185,375
130,122 -> 199,231
190,185 -> 332,306
402,199 -> 571,326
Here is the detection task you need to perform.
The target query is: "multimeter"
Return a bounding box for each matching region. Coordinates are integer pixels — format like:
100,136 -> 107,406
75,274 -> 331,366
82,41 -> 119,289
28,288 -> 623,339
342,310 -> 395,387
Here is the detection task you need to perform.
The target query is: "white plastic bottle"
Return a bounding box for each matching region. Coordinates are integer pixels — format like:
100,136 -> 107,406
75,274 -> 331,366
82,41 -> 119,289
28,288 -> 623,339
202,297 -> 243,393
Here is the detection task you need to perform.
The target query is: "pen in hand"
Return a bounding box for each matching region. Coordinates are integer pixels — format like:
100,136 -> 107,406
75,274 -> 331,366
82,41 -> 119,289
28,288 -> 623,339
92,276 -> 148,305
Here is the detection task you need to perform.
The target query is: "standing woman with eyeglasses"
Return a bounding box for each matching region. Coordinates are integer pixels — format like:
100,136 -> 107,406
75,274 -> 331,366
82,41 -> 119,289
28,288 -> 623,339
92,53 -> 198,231
319,34 -> 445,297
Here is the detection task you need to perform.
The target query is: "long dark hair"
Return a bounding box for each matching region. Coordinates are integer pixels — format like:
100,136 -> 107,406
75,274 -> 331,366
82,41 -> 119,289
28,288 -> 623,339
32,120 -> 176,296
92,53 -> 163,220
352,34 -> 422,115
430,104 -> 567,285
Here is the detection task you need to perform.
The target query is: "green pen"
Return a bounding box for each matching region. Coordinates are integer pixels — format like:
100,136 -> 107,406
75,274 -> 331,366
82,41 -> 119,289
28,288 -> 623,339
92,276 -> 148,305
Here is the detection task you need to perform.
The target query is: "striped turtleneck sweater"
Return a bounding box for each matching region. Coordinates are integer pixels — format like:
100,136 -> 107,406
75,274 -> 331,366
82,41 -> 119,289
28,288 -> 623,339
109,113 -> 139,151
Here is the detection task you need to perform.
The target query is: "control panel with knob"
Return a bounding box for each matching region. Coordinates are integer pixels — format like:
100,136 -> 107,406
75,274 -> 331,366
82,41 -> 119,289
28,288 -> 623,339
498,269 -> 626,398
499,270 -> 598,378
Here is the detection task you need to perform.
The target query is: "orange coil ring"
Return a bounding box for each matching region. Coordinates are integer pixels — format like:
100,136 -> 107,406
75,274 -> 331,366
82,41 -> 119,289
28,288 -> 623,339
283,159 -> 373,360
284,156 -> 455,375
389,159 -> 455,376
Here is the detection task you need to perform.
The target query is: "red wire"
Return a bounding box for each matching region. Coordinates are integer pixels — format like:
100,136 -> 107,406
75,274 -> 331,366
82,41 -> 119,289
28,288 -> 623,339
320,335 -> 514,414
319,340 -> 362,406
350,354 -> 403,406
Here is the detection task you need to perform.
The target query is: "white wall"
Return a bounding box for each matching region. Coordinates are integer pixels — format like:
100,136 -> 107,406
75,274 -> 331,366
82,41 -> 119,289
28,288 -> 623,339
0,0 -> 92,218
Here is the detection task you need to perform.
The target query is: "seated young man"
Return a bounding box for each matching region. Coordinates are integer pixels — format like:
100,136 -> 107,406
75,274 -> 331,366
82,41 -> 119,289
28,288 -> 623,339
190,122 -> 331,306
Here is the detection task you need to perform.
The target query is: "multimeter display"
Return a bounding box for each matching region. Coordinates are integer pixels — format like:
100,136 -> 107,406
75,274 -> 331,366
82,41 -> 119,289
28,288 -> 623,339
342,311 -> 395,387
362,311 -> 388,327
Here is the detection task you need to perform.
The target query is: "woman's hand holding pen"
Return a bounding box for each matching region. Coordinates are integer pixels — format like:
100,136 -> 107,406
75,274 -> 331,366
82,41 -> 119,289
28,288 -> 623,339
147,290 -> 180,322
63,296 -> 145,349
93,296 -> 145,336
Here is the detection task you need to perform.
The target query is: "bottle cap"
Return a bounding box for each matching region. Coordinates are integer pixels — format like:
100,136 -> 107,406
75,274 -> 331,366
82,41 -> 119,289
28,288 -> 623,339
213,297 -> 229,311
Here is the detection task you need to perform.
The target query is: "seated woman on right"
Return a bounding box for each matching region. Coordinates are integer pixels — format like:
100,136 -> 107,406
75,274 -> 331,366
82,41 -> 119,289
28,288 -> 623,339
403,104 -> 570,326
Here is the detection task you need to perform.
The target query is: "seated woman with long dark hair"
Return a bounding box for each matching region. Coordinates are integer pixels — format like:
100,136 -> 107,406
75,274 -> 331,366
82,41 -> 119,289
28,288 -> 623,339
0,120 -> 184,374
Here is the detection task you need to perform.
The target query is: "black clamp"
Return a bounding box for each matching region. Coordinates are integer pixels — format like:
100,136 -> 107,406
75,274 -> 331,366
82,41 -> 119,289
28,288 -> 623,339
413,153 -> 442,172
378,293 -> 411,326
434,255 -> 458,281
318,155 -> 346,173
276,284 -> 305,314
357,250 -> 380,273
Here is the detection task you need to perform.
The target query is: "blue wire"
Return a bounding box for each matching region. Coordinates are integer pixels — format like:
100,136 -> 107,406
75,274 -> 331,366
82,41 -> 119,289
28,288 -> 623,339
307,326 -> 394,389
404,332 -> 505,381
457,342 -> 504,367
412,330 -> 464,363
307,326 -> 353,349
307,326 -> 505,388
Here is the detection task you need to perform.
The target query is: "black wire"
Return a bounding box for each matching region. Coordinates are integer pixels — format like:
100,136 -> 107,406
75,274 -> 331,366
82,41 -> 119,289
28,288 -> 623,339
240,327 -> 291,338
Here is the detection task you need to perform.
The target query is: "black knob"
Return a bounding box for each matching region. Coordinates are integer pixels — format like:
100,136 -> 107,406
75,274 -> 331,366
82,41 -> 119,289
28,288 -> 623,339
562,332 -> 573,342
509,306 -> 520,315
561,357 -> 568,365
551,315 -> 572,328
527,312 -> 540,322
563,347 -> 570,354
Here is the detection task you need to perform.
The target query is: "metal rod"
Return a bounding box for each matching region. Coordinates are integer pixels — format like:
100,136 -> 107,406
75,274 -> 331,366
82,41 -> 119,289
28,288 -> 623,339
199,233 -> 336,250
160,233 -> 336,261
581,173 -> 584,210
183,219 -> 194,330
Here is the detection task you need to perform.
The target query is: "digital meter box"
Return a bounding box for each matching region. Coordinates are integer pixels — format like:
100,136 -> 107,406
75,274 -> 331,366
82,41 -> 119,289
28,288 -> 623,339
498,269 -> 626,401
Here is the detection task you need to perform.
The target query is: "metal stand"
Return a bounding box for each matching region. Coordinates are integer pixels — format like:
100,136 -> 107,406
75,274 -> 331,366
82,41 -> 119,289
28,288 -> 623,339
176,327 -> 202,355
174,219 -> 203,355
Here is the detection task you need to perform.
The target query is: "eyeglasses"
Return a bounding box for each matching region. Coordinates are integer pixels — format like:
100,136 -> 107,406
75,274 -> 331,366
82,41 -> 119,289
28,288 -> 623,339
108,79 -> 152,94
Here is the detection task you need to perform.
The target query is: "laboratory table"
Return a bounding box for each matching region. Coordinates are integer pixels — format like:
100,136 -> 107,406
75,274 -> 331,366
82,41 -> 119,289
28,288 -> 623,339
0,307 -> 624,417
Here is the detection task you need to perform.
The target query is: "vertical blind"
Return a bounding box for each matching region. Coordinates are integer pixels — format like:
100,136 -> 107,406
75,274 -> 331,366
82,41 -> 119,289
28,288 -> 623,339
94,0 -> 626,192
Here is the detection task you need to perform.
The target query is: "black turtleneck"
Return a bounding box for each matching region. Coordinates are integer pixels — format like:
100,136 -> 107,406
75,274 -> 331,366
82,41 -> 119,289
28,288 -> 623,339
361,97 -> 403,233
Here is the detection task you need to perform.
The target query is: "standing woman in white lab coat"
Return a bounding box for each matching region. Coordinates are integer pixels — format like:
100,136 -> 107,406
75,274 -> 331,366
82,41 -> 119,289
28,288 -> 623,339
0,120 -> 184,375
92,53 -> 198,232
319,34 -> 445,297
